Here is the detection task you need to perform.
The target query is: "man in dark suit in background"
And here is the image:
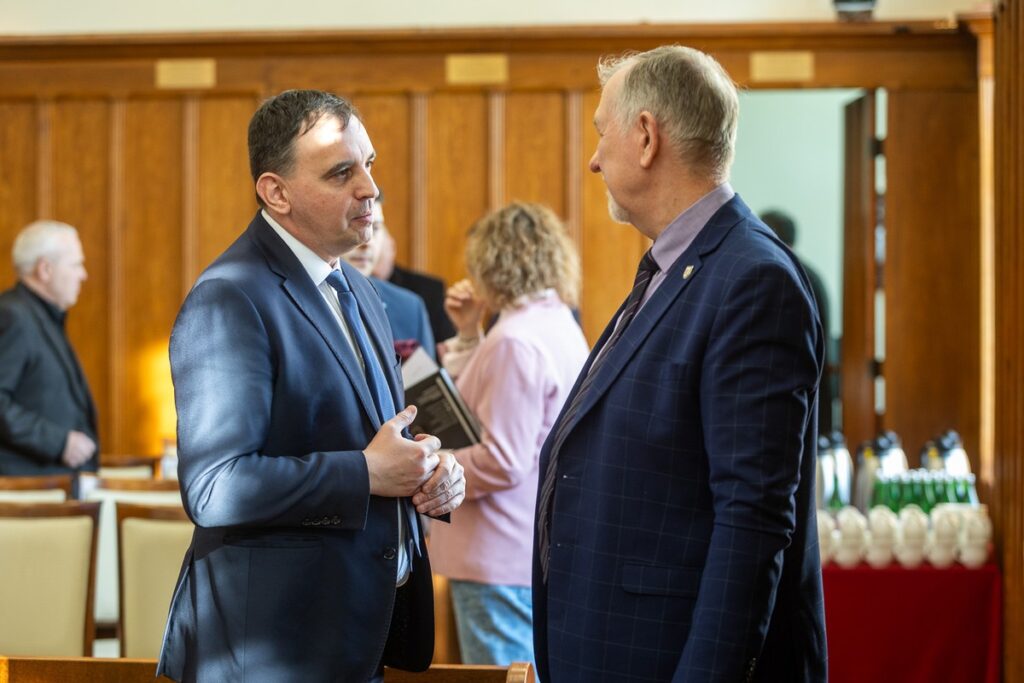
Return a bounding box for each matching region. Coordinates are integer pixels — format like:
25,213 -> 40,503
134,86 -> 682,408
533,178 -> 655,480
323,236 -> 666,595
759,209 -> 834,435
372,193 -> 457,343
157,89 -> 466,682
344,202 -> 436,361
533,47 -> 827,682
0,220 -> 97,477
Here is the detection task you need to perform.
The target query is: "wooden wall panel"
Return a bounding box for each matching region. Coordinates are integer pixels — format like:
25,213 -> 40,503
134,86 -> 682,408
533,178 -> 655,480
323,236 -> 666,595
840,94 -> 877,450
51,99 -> 112,452
353,94 -> 413,268
0,102 -> 38,287
995,1 -> 1023,679
119,98 -> 184,456
885,90 -> 980,465
504,92 -> 567,216
426,93 -> 489,288
578,91 -> 649,344
195,96 -> 259,277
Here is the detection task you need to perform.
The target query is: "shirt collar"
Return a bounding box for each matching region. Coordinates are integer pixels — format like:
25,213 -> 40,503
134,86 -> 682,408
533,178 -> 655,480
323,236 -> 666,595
262,209 -> 337,286
650,182 -> 735,271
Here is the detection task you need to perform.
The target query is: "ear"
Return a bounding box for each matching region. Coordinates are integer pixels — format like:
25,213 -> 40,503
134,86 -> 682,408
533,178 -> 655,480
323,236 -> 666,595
637,110 -> 660,169
33,257 -> 53,284
256,172 -> 290,214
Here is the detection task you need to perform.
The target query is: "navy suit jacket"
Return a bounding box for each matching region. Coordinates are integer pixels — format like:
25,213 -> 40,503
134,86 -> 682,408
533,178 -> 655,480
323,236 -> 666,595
0,283 -> 98,476
533,196 -> 827,683
371,277 -> 436,361
157,214 -> 435,682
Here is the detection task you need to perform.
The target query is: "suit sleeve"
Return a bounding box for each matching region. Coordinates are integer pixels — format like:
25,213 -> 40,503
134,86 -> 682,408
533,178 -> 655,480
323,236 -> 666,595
674,259 -> 821,681
0,305 -> 67,463
171,278 -> 372,530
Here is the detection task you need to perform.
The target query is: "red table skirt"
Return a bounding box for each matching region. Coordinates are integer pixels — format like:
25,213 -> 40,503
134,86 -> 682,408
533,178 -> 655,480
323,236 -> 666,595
823,562 -> 1001,683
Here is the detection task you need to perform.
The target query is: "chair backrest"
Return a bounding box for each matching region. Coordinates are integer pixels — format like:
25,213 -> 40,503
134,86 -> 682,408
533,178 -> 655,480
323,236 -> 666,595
116,503 -> 193,658
81,480 -> 183,627
0,656 -> 170,682
0,475 -> 72,503
96,455 -> 159,480
0,502 -> 100,657
384,663 -> 535,683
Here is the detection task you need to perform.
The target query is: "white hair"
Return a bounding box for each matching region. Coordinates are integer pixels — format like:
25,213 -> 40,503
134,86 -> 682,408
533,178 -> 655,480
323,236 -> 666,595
12,220 -> 79,277
598,45 -> 739,182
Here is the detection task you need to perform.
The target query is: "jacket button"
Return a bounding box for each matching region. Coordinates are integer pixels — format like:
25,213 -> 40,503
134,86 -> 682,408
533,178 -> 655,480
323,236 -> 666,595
383,547 -> 397,560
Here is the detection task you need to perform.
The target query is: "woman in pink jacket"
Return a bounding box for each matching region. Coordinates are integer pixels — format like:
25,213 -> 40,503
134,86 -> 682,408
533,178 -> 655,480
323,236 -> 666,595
429,202 -> 589,666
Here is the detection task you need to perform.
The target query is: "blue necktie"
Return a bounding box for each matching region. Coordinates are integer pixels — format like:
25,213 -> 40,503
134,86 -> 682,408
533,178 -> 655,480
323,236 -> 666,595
326,269 -> 396,424
326,269 -> 421,561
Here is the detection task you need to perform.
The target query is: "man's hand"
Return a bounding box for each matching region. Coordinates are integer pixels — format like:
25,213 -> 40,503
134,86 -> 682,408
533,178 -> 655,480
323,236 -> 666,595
364,406 -> 441,497
61,430 -> 96,468
411,449 -> 466,517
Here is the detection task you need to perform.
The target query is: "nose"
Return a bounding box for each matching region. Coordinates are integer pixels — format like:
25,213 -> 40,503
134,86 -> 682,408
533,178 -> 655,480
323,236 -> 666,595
588,151 -> 600,174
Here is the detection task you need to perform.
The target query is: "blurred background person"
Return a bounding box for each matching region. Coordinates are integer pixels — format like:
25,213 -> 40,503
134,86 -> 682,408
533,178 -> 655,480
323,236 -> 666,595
0,220 -> 98,478
760,209 -> 834,434
344,197 -> 436,361
372,192 -> 456,344
428,202 -> 588,666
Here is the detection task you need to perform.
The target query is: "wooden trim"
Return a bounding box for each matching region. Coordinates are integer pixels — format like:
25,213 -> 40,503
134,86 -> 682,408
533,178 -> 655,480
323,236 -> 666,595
108,99 -> 125,455
0,474 -> 73,496
411,93 -> 428,270
488,91 -> 505,210
0,656 -> 171,682
35,99 -> 53,218
565,90 -> 583,243
181,97 -> 199,295
91,478 -> 179,492
0,22 -> 975,61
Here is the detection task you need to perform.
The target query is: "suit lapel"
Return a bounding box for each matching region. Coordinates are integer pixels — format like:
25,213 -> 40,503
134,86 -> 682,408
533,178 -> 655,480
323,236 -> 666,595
558,196 -> 751,435
249,216 -> 383,430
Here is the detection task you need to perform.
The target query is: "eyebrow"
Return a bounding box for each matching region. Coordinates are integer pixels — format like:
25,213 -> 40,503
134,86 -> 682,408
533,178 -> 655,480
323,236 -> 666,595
322,151 -> 376,180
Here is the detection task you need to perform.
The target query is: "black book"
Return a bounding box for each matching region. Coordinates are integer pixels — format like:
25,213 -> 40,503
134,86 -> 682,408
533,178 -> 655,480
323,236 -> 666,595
402,361 -> 481,449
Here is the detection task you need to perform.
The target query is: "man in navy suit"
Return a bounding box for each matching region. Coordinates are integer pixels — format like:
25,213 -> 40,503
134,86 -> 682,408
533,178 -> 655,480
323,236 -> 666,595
533,47 -> 828,682
157,90 -> 466,682
343,202 -> 436,361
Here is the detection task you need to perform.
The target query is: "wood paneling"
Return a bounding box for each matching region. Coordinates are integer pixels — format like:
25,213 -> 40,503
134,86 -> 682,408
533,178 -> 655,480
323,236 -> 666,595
353,94 -> 413,268
504,92 -> 566,216
52,99 -> 112,452
994,1 -> 1024,679
426,93 -> 489,288
119,98 -> 184,456
578,90 -> 649,345
840,94 -> 877,451
196,95 -> 259,277
885,90 -> 980,466
0,103 -> 37,287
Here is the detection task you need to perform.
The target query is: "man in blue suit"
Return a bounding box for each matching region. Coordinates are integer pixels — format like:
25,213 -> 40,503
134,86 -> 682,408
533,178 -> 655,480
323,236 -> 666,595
533,47 -> 827,682
343,202 -> 436,361
157,90 -> 466,682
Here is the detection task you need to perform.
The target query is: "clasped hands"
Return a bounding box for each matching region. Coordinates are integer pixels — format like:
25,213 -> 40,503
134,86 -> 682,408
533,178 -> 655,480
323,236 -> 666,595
363,405 -> 466,517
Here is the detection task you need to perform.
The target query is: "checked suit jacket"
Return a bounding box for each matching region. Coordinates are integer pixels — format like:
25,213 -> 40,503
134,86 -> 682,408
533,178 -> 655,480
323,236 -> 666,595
532,195 -> 828,683
157,213 -> 435,683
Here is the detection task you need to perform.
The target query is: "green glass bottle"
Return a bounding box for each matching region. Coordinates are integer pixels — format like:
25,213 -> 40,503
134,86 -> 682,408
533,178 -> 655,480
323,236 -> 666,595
870,473 -> 889,510
922,470 -> 939,514
886,475 -> 902,512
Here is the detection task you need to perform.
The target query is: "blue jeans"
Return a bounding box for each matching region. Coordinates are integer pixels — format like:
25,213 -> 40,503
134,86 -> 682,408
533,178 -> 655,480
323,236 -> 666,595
448,579 -> 535,667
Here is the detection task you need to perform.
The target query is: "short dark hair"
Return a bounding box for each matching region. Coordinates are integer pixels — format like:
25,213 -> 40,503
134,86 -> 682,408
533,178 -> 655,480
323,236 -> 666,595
760,209 -> 797,248
248,89 -> 358,207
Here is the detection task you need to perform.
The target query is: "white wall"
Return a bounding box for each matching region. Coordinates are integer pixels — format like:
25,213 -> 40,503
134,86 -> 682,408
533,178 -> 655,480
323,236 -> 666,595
730,89 -> 865,338
0,0 -> 984,35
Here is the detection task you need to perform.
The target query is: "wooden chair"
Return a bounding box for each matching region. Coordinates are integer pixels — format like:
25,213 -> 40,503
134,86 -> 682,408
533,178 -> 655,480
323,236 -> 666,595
97,455 -> 158,480
80,479 -> 183,634
0,475 -> 73,503
116,503 -> 193,658
0,656 -> 171,682
385,663 -> 535,682
0,502 -> 100,657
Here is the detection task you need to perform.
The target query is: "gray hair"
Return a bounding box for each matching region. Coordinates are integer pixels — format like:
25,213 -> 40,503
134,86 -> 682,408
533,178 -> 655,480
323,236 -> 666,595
12,220 -> 79,277
598,45 -> 739,182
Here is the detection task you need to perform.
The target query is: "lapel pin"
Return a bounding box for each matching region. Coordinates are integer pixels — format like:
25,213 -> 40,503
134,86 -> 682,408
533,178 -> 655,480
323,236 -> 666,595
682,265 -> 694,280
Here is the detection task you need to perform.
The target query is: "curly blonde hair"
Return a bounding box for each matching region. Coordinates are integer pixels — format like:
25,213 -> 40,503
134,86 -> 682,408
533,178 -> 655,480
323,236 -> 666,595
465,202 -> 581,310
